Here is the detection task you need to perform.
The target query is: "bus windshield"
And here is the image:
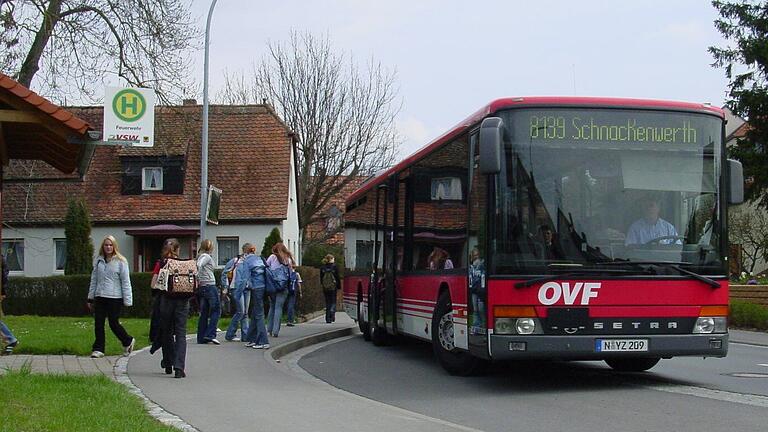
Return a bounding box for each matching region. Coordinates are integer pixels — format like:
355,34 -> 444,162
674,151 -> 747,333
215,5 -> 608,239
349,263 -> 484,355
491,108 -> 724,275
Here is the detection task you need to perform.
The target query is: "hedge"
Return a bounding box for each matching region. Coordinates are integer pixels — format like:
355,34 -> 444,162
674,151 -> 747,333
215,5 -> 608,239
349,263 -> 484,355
3,266 -> 328,320
730,300 -> 768,330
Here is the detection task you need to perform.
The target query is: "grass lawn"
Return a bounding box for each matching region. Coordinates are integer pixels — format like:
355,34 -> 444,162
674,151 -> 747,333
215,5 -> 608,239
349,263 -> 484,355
2,315 -> 231,357
0,369 -> 176,432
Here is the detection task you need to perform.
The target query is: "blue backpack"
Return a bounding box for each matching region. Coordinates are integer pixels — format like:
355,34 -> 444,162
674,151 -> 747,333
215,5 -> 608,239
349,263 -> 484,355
265,259 -> 291,294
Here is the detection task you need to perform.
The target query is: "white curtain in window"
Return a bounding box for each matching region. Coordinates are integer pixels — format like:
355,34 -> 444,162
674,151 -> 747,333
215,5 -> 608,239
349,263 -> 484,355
55,240 -> 67,270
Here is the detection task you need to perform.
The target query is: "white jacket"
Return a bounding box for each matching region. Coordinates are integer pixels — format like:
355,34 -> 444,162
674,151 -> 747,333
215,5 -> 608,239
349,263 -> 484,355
87,256 -> 133,306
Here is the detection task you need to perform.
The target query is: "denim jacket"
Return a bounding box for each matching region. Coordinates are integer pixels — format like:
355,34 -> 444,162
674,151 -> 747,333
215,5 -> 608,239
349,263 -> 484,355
234,254 -> 266,291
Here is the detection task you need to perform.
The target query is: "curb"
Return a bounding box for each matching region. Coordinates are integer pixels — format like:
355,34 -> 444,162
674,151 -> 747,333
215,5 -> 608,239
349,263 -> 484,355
270,325 -> 358,361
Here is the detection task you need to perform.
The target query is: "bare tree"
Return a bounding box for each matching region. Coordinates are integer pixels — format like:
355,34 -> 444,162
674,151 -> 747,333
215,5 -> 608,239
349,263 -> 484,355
219,32 -> 401,245
0,0 -> 199,104
729,204 -> 768,275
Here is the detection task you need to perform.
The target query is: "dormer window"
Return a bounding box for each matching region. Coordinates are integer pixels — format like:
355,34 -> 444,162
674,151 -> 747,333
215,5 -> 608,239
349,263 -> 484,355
142,167 -> 163,191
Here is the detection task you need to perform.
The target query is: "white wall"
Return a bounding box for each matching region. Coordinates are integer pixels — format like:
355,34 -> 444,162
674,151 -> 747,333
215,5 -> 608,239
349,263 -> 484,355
282,146 -> 301,264
4,222 -> 283,277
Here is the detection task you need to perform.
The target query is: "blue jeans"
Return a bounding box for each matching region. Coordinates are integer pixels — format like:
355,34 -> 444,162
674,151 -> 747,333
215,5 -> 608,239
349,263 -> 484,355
197,285 -> 221,343
286,292 -> 297,324
267,290 -> 288,336
1,319 -> 17,345
225,288 -> 251,340
244,286 -> 269,345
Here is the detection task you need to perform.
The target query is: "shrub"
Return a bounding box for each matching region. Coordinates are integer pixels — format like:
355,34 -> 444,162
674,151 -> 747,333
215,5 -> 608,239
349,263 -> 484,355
64,199 -> 95,275
301,243 -> 345,270
261,228 -> 283,257
294,266 -> 324,317
730,300 -> 768,330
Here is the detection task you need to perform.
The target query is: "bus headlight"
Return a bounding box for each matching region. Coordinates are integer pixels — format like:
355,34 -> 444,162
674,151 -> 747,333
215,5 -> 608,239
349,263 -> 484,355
495,318 -> 515,334
693,317 -> 727,334
516,318 -> 536,335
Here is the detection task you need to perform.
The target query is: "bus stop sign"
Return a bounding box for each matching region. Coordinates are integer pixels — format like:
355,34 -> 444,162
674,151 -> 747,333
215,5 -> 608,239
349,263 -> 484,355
103,86 -> 155,147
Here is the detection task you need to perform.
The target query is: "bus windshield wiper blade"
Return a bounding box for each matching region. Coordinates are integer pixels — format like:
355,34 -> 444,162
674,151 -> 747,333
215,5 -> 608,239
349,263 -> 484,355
514,268 -> 632,289
596,260 -> 720,288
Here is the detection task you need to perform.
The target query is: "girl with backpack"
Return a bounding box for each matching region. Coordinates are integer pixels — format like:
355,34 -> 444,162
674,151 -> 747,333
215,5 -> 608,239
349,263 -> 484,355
266,242 -> 295,337
236,244 -> 270,349
87,235 -> 135,359
223,243 -> 252,341
150,238 -> 191,378
196,239 -> 221,345
320,254 -> 341,323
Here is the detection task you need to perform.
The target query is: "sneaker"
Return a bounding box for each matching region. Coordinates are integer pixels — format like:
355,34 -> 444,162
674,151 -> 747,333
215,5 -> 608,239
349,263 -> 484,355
228,337 -> 241,342
90,351 -> 105,359
252,344 -> 270,349
286,323 -> 295,327
123,338 -> 136,356
244,342 -> 255,348
209,338 -> 221,345
174,368 -> 186,378
3,341 -> 18,355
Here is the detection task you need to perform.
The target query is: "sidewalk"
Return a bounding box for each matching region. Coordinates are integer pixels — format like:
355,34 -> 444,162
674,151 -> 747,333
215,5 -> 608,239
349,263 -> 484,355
0,353 -> 119,377
125,315 -> 472,432
729,328 -> 768,347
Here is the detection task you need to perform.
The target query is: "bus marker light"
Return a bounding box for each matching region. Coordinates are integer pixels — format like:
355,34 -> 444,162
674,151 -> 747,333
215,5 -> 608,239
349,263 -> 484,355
700,305 -> 728,316
494,306 -> 537,318
509,342 -> 526,351
495,318 -> 515,334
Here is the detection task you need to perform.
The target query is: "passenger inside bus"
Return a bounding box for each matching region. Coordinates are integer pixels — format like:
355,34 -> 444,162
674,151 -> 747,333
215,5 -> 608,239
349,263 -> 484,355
625,196 -> 681,245
537,225 -> 564,260
428,247 -> 454,270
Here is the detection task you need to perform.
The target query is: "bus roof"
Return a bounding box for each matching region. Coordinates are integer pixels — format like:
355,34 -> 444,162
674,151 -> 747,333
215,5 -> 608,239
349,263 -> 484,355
346,96 -> 725,206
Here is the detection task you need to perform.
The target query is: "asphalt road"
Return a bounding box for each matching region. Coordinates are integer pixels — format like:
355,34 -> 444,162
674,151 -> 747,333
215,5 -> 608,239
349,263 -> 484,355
299,336 -> 768,432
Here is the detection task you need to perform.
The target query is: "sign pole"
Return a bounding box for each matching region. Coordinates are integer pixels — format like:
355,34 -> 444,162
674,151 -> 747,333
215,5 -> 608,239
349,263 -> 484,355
200,0 -> 218,242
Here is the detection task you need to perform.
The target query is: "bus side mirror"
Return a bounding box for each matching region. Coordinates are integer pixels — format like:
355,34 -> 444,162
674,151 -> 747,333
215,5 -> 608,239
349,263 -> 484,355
479,117 -> 504,175
727,159 -> 744,205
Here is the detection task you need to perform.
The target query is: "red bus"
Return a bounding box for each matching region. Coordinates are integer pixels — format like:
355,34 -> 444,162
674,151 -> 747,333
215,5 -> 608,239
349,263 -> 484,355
342,97 -> 744,375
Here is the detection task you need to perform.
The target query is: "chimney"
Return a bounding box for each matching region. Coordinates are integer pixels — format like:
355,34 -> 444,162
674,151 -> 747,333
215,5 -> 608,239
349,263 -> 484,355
183,98 -> 197,106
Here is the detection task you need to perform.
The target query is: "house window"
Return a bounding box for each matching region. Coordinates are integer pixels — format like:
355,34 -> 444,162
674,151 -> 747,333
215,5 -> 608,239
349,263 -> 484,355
54,239 -> 67,271
142,167 -> 163,191
217,237 -> 239,266
431,177 -> 462,200
2,239 -> 24,272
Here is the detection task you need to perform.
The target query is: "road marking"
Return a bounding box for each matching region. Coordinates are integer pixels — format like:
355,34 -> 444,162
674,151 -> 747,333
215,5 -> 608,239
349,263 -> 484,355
642,382 -> 768,408
758,364 -> 768,368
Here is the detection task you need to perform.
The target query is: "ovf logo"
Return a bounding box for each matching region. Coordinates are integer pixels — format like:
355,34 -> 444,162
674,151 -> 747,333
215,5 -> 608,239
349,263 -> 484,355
112,89 -> 147,122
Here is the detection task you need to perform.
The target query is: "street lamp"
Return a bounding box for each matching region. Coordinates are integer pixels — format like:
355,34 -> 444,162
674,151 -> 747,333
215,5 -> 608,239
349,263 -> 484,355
200,0 -> 218,242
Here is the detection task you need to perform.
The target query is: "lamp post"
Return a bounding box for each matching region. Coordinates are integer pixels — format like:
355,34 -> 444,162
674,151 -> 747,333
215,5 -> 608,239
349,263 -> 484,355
200,0 -> 218,242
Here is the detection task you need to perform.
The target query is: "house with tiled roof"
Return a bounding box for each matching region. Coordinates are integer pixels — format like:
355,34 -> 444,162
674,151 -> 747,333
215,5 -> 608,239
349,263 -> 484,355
1,100 -> 300,276
304,176 -> 368,246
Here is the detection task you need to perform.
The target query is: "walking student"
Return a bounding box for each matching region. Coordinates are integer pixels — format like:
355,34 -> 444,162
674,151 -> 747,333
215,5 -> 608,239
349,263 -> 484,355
223,244 -> 251,341
286,270 -> 302,326
320,254 -> 341,323
87,235 -> 135,359
151,238 -> 191,378
266,242 -> 295,337
236,244 -> 269,349
196,239 -> 221,345
1,255 -> 18,355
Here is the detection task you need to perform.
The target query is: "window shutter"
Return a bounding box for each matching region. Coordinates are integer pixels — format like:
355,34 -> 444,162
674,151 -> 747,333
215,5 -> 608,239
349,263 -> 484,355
163,164 -> 184,195
121,163 -> 142,195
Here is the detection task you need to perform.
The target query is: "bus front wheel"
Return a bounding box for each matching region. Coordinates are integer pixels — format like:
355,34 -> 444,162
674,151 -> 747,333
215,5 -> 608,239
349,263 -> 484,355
431,291 -> 486,376
605,357 -> 660,372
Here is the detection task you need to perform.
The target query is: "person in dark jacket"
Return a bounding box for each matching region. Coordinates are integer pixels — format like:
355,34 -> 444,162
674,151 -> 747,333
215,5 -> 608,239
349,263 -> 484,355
1,255 -> 18,355
320,254 -> 341,323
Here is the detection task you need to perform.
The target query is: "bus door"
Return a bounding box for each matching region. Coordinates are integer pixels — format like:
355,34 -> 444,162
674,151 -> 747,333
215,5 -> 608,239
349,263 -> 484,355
383,175 -> 401,335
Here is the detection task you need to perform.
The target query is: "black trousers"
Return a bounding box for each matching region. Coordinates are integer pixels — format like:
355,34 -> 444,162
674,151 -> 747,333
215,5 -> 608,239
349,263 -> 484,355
324,291 -> 337,323
92,297 -> 133,353
159,296 -> 190,371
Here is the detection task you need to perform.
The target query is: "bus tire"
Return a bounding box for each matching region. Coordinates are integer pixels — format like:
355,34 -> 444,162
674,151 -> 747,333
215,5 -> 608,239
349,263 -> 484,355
358,294 -> 371,341
605,357 -> 660,372
431,291 -> 486,376
370,293 -> 388,346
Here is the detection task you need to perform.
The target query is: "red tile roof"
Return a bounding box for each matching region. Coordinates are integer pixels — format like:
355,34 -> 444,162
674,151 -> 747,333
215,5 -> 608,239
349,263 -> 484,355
2,104 -> 295,225
305,176 -> 368,244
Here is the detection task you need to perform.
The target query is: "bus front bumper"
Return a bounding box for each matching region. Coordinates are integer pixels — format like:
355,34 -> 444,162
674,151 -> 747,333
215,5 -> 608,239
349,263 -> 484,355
488,333 -> 729,360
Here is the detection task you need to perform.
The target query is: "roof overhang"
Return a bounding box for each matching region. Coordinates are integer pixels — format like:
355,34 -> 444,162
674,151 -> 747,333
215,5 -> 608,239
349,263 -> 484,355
125,224 -> 200,237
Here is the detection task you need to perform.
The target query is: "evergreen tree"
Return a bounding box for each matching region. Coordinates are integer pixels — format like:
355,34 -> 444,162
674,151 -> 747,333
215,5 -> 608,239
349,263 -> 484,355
710,0 -> 768,207
261,228 -> 283,257
64,199 -> 94,275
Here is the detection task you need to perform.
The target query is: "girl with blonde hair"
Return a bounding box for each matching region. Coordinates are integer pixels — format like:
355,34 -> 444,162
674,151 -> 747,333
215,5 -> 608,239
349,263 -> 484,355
196,239 -> 221,345
320,254 -> 341,323
87,235 -> 134,358
265,242 -> 295,337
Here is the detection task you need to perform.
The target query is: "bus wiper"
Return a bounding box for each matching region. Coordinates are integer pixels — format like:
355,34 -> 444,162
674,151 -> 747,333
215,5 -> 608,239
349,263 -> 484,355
597,260 -> 721,289
514,268 -> 633,289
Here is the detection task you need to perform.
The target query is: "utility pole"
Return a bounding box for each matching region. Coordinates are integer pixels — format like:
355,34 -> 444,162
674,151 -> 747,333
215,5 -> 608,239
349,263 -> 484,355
200,0 -> 218,242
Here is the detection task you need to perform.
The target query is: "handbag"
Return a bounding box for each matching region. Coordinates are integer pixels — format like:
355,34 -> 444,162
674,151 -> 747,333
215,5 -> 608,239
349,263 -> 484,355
153,260 -> 170,291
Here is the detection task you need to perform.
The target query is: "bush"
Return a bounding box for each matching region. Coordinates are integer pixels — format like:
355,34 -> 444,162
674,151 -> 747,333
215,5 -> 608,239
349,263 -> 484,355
64,199 -> 94,275
302,243 -> 345,270
293,266 -> 324,317
5,273 -> 155,318
261,228 -> 283,257
730,300 -> 768,330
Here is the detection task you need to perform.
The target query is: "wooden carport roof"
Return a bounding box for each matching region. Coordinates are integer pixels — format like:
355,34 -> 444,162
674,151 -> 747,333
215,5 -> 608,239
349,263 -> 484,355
0,72 -> 96,176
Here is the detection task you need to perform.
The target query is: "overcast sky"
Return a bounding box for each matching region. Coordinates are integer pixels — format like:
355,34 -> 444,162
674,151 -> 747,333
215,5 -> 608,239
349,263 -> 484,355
190,0 -> 731,157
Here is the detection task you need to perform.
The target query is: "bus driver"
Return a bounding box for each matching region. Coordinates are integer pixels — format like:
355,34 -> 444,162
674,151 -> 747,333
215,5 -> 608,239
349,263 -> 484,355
625,197 -> 679,245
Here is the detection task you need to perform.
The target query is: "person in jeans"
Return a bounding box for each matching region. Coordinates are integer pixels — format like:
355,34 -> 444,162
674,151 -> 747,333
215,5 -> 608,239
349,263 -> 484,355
236,244 -> 270,349
285,270 -> 302,326
1,255 -> 18,355
320,254 -> 341,323
222,244 -> 251,341
196,239 -> 221,345
266,242 -> 295,337
151,238 -> 191,378
87,235 -> 135,359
